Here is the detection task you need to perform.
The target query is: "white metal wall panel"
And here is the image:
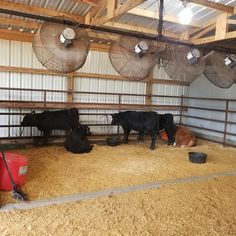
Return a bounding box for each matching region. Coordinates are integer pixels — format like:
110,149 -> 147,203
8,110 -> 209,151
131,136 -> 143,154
152,65 -> 189,123
188,75 -> 236,143
0,40 -> 10,66
0,39 -> 190,138
0,39 -> 67,138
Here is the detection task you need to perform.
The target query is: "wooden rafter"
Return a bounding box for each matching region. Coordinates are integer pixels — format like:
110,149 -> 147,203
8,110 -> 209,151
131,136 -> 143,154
188,0 -> 234,14
104,21 -> 180,39
128,8 -> 203,28
0,29 -> 33,42
190,23 -> 216,40
0,15 -> 120,42
0,0 -> 84,22
191,12 -> 236,45
215,12 -> 228,40
72,0 -> 100,6
91,0 -> 147,25
192,31 -> 236,44
0,28 -> 111,52
0,16 -> 41,29
228,19 -> 236,25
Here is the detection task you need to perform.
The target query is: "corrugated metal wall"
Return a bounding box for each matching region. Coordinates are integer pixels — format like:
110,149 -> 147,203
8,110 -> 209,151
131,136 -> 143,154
153,66 -> 189,124
0,39 -> 188,139
0,39 -> 67,138
188,75 -> 236,143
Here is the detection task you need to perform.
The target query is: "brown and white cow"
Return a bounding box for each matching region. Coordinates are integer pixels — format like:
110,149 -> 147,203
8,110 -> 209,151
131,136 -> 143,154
174,125 -> 196,147
161,125 -> 196,147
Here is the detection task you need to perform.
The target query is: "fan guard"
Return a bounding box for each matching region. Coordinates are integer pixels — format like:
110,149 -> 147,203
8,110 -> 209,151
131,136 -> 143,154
163,45 -> 205,83
109,36 -> 165,80
203,50 -> 236,88
33,19 -> 90,74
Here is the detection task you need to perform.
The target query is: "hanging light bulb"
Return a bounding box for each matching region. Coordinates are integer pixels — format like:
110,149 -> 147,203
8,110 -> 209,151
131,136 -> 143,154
19,27 -> 24,32
30,29 -> 35,34
8,25 -> 12,30
178,7 -> 192,25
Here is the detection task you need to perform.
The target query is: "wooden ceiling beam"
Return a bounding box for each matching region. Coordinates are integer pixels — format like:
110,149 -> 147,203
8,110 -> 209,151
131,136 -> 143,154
91,0 -> 147,25
0,0 -> 84,22
72,0 -> 100,6
192,31 -> 236,44
0,16 -> 41,29
188,0 -> 234,14
190,24 -> 215,40
0,29 -> 111,52
128,8 -> 203,28
104,21 -> 180,39
0,15 -> 119,42
215,12 -> 228,41
228,19 -> 236,25
0,29 -> 33,42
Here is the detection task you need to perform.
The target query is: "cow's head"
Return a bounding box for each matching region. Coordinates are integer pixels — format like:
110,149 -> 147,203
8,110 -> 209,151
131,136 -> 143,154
111,113 -> 120,125
21,111 -> 39,127
76,125 -> 91,136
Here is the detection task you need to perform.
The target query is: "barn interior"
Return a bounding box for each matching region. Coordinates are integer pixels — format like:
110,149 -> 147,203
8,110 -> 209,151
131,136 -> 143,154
0,0 -> 236,235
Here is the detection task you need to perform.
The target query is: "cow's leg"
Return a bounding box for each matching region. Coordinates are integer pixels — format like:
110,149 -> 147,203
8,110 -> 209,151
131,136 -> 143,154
43,131 -> 50,145
165,127 -> 175,145
138,131 -> 144,142
150,130 -> 157,150
123,128 -> 131,144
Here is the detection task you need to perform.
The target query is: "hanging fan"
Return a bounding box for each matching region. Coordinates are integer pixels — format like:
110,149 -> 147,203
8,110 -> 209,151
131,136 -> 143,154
203,50 -> 236,88
33,18 -> 90,74
109,36 -> 165,80
162,44 -> 205,83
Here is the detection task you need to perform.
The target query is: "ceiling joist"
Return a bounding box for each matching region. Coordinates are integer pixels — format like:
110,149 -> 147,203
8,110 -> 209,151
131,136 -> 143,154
91,0 -> 147,25
188,0 -> 234,14
72,0 -> 100,6
0,0 -> 84,22
192,30 -> 236,44
191,12 -> 235,45
104,21 -> 180,39
190,23 -> 215,40
128,8 -> 203,28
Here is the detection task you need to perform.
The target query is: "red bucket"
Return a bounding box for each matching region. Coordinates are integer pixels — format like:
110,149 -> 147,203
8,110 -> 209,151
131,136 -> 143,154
0,152 -> 28,191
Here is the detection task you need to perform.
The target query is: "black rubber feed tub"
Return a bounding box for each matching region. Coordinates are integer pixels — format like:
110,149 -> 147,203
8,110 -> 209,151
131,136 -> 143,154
188,152 -> 207,164
106,136 -> 122,147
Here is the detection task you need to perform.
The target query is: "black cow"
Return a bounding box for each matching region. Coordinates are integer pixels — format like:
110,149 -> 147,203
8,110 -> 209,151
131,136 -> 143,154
21,108 -> 79,144
64,125 -> 93,154
111,111 -> 159,150
138,113 -> 175,145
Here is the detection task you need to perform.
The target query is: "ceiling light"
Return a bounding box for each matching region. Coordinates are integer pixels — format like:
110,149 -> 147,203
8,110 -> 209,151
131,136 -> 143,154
19,27 -> 24,32
178,7 -> 192,25
30,29 -> 35,34
99,40 -> 103,43
8,25 -> 12,30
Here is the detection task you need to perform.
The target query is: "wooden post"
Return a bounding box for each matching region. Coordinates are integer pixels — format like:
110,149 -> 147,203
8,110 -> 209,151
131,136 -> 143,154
223,100 -> 229,147
145,72 -> 153,111
67,73 -> 74,105
179,95 -> 184,125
